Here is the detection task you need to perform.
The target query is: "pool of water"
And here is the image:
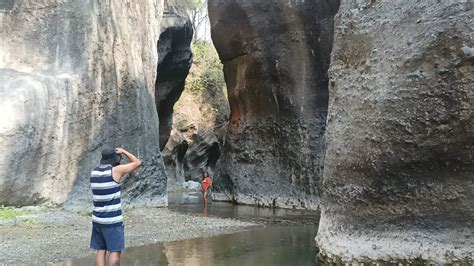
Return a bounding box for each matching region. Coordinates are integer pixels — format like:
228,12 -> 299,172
65,224 -> 318,266
62,192 -> 321,265
168,191 -> 319,224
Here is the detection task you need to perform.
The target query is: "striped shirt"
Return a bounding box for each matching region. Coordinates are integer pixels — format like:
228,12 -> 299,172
90,166 -> 123,227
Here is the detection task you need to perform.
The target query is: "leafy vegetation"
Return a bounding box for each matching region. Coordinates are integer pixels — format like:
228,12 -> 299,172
0,205 -> 26,219
186,40 -> 226,95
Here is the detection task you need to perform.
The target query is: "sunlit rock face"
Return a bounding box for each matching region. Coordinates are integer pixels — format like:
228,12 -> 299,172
208,0 -> 340,209
316,1 -> 473,263
0,0 -> 167,208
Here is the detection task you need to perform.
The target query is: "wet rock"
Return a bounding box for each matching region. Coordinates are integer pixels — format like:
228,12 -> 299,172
0,0 -> 167,207
317,1 -> 473,263
155,6 -> 193,151
208,0 -> 340,209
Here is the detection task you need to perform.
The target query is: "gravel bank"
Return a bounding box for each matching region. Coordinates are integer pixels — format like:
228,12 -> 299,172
0,206 -> 258,265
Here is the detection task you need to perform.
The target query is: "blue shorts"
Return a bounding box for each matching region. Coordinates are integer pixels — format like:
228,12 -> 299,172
90,224 -> 125,252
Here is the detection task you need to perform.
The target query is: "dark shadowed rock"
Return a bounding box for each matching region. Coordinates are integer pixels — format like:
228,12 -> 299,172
316,1 -> 473,263
0,0 -> 167,208
208,0 -> 340,209
155,8 -> 193,151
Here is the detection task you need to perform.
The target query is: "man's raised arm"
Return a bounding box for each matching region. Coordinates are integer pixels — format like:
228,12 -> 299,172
112,148 -> 142,182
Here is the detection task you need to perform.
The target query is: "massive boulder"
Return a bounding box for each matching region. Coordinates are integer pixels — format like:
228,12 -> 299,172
0,0 -> 167,208
208,0 -> 340,209
316,0 -> 473,263
155,7 -> 193,151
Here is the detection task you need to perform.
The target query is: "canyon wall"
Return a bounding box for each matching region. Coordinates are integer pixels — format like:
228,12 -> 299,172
0,0 -> 167,208
316,0 -> 473,263
208,0 -> 340,209
155,7 -> 193,151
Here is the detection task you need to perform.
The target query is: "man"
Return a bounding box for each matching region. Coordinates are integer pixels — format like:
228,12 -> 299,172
90,147 -> 141,266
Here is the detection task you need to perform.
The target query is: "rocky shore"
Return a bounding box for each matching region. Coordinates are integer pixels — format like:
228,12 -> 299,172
0,206 -> 257,265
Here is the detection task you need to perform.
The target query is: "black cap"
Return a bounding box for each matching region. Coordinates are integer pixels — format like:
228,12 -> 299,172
100,147 -> 122,165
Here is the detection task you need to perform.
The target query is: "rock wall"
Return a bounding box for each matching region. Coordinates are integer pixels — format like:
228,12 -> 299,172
208,0 -> 340,209
0,0 -> 167,208
316,0 -> 473,263
155,7 -> 193,151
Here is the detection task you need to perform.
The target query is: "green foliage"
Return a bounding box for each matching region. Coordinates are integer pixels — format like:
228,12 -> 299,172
0,205 -> 26,219
187,40 -> 226,95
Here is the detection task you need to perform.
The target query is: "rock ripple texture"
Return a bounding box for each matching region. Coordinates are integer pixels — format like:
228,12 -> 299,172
316,0 -> 473,263
0,0 -> 167,208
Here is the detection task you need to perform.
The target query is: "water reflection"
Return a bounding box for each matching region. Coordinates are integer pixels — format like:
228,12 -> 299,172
59,192 -> 320,265
168,191 -> 319,224
61,225 -> 317,266
162,225 -> 317,266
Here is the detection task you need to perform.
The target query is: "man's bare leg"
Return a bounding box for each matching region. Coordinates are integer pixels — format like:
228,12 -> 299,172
109,252 -> 121,266
95,250 -> 106,266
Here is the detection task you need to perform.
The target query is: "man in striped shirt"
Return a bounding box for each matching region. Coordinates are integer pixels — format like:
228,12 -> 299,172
90,147 -> 141,266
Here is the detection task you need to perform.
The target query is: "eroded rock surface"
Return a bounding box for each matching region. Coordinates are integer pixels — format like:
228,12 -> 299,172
0,0 -> 167,208
316,1 -> 473,263
208,0 -> 340,209
155,7 -> 193,151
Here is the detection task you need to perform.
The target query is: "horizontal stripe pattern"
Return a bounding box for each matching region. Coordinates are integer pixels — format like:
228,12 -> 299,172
93,198 -> 121,207
90,175 -> 117,184
93,191 -> 121,202
92,186 -> 120,196
90,166 -> 123,226
91,181 -> 120,190
91,169 -> 112,177
92,209 -> 122,218
94,203 -> 122,213
92,215 -> 124,224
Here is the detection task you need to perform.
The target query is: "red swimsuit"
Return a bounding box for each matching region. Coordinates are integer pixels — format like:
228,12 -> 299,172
201,176 -> 212,192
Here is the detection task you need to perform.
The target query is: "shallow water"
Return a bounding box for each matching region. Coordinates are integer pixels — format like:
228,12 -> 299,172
61,192 -> 320,265
64,224 -> 318,265
168,191 -> 319,224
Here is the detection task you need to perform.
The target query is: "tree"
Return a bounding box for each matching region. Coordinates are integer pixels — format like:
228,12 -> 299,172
166,0 -> 210,40
187,0 -> 208,40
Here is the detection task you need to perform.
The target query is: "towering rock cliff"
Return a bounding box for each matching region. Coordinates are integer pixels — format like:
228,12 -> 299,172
208,0 -> 340,209
316,0 -> 473,263
0,0 -> 167,208
155,7 -> 193,151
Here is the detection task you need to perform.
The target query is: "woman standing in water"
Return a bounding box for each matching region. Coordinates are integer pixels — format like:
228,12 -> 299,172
201,171 -> 212,206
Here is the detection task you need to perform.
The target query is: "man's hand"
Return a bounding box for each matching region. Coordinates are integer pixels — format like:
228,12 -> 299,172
115,148 -> 126,155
